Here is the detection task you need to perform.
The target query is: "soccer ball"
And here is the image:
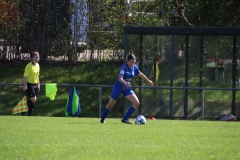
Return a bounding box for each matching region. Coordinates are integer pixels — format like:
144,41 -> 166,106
135,115 -> 146,124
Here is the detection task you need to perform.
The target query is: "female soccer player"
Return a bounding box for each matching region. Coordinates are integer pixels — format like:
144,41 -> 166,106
100,54 -> 153,124
22,51 -> 40,116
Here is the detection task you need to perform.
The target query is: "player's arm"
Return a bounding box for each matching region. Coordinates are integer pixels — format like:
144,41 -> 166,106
118,75 -> 131,87
138,72 -> 153,86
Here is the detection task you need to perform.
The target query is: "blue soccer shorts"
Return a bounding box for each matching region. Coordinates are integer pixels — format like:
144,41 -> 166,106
110,85 -> 134,100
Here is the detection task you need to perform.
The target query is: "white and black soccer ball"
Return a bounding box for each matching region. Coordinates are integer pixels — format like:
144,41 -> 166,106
135,115 -> 146,124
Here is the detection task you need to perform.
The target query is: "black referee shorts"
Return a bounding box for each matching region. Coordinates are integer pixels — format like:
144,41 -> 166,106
25,82 -> 39,98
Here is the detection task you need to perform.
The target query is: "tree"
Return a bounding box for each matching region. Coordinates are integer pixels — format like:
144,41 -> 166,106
182,0 -> 240,26
1,0 -> 239,61
19,0 -> 72,61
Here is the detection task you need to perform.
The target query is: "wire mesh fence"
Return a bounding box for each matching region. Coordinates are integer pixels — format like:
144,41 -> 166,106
123,26 -> 240,119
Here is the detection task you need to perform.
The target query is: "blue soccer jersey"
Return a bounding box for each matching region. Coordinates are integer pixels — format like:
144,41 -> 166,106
111,63 -> 140,100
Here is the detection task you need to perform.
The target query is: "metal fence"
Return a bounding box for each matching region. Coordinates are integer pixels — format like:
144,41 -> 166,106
122,26 -> 240,119
1,83 -> 239,120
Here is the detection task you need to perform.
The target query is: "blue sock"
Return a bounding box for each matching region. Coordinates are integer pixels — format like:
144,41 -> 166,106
101,107 -> 110,121
123,106 -> 135,120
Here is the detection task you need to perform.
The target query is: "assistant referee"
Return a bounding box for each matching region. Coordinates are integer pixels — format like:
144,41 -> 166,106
22,51 -> 40,116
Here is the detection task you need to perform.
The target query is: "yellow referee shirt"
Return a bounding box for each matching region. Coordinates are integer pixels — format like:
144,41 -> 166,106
23,62 -> 40,84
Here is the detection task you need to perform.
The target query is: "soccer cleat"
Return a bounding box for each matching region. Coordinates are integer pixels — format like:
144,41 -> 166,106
121,118 -> 132,124
100,120 -> 105,123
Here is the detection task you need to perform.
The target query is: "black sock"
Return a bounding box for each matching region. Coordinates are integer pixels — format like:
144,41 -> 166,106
27,100 -> 35,116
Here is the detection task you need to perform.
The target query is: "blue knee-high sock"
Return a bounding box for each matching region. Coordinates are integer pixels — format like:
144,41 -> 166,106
101,107 -> 110,121
123,106 -> 135,120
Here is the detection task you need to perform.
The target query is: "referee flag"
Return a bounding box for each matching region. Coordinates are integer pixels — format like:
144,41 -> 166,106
12,96 -> 28,114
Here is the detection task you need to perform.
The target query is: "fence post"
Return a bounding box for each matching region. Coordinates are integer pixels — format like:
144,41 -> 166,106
169,34 -> 174,118
201,89 -> 204,120
99,86 -> 102,118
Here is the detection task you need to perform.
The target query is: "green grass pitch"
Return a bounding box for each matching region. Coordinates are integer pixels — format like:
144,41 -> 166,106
0,116 -> 239,160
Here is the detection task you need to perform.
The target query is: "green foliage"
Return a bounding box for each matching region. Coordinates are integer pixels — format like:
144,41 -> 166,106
1,0 -> 239,62
0,116 -> 240,160
185,0 -> 240,26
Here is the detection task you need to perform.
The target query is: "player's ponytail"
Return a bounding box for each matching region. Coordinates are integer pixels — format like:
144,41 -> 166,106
127,54 -> 136,62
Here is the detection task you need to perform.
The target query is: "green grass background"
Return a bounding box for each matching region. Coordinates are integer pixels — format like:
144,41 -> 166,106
0,61 -> 123,117
0,116 -> 239,160
0,61 -> 240,118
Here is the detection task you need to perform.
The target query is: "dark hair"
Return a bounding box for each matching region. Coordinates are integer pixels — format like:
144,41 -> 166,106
154,54 -> 161,62
31,51 -> 39,58
127,54 -> 136,61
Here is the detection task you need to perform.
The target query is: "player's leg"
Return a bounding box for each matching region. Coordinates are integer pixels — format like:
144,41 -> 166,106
100,97 -> 116,123
122,93 -> 139,124
100,86 -> 120,123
